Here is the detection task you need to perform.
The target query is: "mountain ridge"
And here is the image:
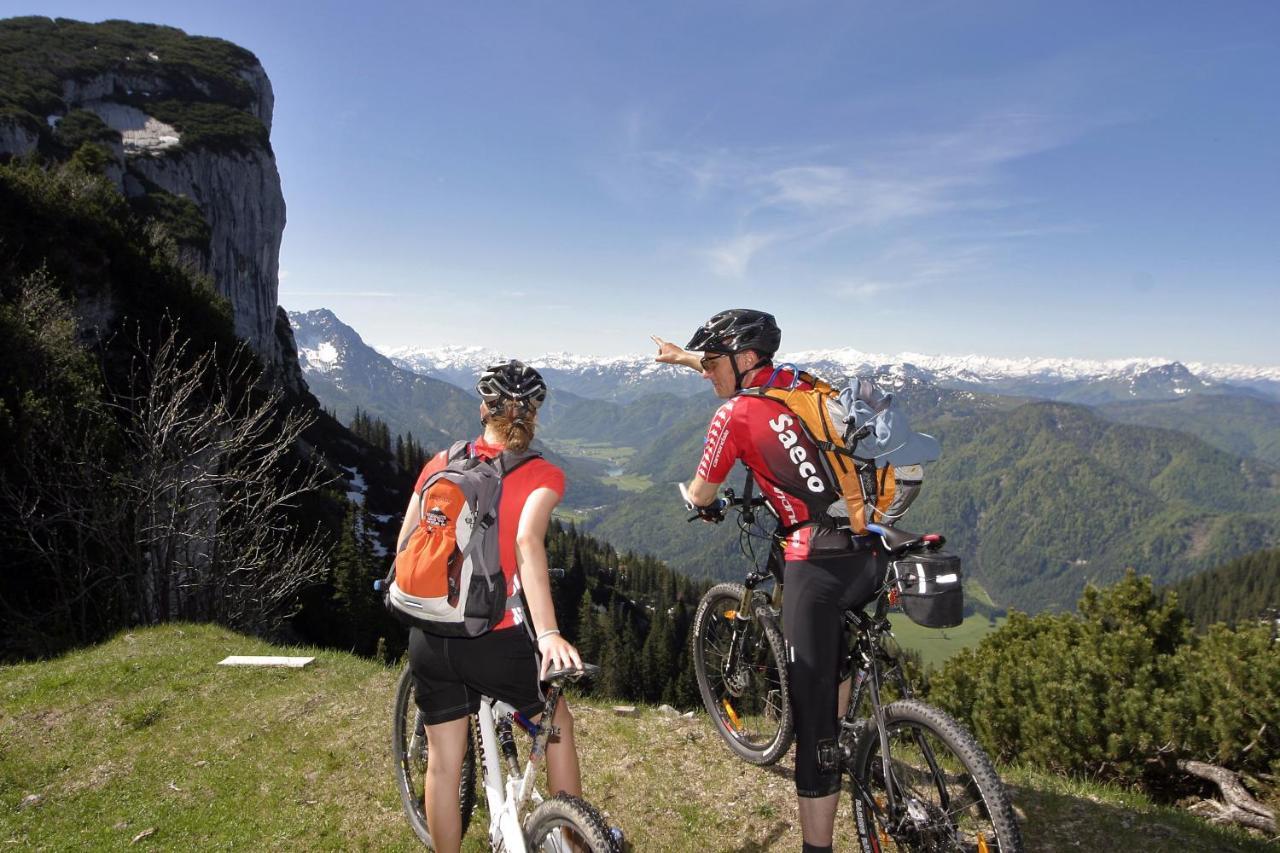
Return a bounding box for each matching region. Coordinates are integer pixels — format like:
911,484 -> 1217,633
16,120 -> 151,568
377,341 -> 1280,403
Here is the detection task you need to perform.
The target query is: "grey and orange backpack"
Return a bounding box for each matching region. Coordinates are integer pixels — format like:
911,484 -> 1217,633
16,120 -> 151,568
384,441 -> 538,637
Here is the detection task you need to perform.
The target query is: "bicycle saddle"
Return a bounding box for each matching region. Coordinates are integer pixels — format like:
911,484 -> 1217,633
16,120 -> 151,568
544,662 -> 601,683
865,524 -> 945,553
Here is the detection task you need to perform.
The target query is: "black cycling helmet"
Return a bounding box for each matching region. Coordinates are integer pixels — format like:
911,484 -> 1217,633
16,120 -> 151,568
475,359 -> 548,409
685,309 -> 781,358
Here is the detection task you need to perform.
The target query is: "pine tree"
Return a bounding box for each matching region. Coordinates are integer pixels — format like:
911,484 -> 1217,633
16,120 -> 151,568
640,600 -> 676,703
331,503 -> 383,654
574,588 -> 599,661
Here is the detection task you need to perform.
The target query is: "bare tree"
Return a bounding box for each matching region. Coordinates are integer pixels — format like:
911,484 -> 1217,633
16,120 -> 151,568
112,322 -> 335,634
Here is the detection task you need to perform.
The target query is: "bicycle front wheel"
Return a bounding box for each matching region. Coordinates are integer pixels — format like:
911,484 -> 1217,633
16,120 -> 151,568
391,664 -> 477,847
523,793 -> 619,852
849,699 -> 1022,853
691,582 -> 794,765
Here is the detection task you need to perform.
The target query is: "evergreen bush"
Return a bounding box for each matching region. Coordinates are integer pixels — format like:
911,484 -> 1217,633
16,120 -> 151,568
929,570 -> 1279,798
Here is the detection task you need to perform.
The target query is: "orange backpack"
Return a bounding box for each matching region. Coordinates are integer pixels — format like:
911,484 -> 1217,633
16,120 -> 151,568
739,370 -> 896,534
385,441 -> 538,637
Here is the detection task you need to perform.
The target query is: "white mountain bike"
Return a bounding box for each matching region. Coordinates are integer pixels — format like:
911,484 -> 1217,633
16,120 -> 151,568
391,660 -> 619,851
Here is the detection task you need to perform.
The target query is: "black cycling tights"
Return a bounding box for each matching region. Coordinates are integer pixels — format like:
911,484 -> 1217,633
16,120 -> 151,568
782,552 -> 882,798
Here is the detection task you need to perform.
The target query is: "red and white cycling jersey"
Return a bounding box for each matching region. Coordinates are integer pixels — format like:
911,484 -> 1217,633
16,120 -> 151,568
698,369 -> 851,560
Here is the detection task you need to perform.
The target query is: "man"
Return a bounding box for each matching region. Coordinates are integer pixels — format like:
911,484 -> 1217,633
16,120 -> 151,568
655,309 -> 883,853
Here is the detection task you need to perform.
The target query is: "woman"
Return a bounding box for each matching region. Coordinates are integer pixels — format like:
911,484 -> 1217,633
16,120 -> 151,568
395,359 -> 583,853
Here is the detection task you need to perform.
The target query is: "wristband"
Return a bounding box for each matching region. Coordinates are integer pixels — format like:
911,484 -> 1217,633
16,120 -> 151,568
536,629 -> 561,642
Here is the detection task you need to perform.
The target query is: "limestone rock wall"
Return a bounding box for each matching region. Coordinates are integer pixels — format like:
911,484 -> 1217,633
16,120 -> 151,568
0,56 -> 303,391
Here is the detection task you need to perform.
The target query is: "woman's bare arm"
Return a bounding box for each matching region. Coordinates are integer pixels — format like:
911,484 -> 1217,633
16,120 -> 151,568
515,487 -> 583,676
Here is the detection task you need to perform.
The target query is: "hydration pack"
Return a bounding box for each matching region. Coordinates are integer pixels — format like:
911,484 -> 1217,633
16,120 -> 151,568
385,441 -> 538,637
738,367 -> 939,533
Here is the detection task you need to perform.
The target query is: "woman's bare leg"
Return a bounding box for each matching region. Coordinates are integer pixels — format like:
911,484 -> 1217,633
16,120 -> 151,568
424,716 -> 471,853
542,696 -> 582,798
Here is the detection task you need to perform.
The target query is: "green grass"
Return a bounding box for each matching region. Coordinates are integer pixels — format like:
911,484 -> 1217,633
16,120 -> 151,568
3,625 -> 1274,851
889,611 -> 1007,670
966,576 -> 998,608
606,473 -> 654,493
542,438 -> 636,465
541,439 -> 655,493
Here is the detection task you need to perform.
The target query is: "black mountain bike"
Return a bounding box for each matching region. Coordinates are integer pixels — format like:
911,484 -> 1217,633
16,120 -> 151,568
688,483 -> 1024,852
689,486 -> 793,765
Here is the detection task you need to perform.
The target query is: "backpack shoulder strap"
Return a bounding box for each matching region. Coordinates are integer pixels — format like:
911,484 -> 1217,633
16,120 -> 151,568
495,449 -> 543,478
417,440 -> 473,498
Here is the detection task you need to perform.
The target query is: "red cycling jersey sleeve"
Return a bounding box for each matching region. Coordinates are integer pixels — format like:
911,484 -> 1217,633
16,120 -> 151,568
697,399 -> 740,483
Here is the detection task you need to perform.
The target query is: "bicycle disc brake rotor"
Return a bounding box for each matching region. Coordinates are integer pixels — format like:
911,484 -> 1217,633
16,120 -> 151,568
723,658 -> 750,695
718,615 -> 753,696
895,796 -> 959,851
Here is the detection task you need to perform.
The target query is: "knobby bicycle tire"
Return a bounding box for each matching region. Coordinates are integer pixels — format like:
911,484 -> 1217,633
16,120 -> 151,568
523,793 -> 619,852
691,582 -> 794,765
849,699 -> 1022,853
392,664 -> 477,847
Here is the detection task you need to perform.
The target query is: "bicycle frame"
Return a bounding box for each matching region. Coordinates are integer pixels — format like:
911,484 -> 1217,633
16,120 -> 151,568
473,681 -> 569,851
843,592 -> 957,838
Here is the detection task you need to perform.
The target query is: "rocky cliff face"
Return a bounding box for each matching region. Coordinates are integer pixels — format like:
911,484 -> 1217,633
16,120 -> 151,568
125,142 -> 287,374
0,18 -> 302,390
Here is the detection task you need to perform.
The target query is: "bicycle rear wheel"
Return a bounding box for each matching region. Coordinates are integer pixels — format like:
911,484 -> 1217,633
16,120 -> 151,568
849,699 -> 1022,853
523,793 -> 619,852
391,664 -> 477,847
691,582 -> 794,765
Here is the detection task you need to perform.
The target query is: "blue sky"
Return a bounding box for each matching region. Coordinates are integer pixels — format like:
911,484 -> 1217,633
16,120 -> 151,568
21,1 -> 1280,364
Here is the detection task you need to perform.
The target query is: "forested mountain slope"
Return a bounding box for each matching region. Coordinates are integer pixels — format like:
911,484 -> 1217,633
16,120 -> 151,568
1098,394 -> 1280,468
291,308 -> 477,448
909,402 -> 1280,611
1165,547 -> 1280,630
0,20 -> 407,660
591,395 -> 1280,613
290,309 -> 623,509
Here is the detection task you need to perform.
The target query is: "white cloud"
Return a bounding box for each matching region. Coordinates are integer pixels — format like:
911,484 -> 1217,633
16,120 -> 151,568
705,232 -> 777,278
636,107 -> 1104,277
281,290 -> 397,298
827,278 -> 896,300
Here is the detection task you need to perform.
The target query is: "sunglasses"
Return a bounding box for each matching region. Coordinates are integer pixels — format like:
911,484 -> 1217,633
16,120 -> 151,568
699,354 -> 726,371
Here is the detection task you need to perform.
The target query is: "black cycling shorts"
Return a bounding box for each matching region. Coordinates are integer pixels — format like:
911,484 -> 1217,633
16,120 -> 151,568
408,626 -> 545,725
782,551 -> 883,798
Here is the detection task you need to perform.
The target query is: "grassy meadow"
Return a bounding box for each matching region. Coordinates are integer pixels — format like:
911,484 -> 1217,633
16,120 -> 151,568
2,625 -> 1272,851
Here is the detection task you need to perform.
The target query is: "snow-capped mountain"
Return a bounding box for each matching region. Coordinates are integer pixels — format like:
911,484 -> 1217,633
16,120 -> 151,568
290,309 -> 480,448
377,342 -> 1280,403
379,345 -> 707,401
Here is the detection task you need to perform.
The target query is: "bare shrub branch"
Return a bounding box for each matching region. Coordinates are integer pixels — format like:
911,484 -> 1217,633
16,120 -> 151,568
110,320 -> 335,633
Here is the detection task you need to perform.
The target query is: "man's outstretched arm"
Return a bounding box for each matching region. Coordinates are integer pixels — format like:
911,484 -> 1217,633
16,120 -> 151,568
652,335 -> 703,372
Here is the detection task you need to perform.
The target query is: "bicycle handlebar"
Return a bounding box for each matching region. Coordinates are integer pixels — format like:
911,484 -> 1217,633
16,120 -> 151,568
678,483 -> 768,523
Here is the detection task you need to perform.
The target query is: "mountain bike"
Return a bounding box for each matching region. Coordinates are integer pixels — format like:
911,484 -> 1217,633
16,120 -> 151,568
686,482 -> 1024,852
688,485 -> 793,765
390,659 -> 619,851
